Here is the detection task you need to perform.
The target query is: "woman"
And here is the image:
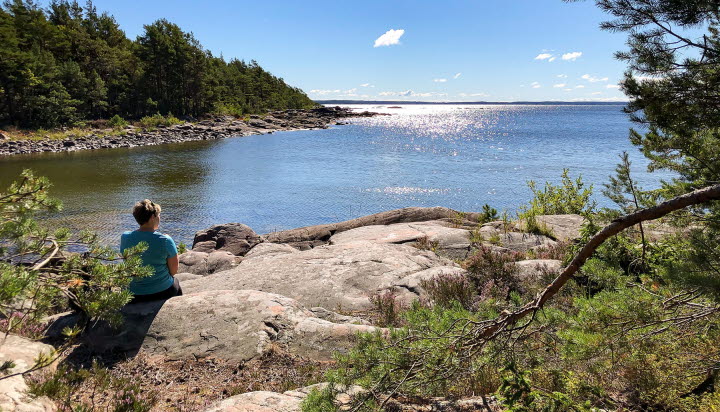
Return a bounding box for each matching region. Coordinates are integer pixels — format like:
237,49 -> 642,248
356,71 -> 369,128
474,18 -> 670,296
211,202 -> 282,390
120,199 -> 182,303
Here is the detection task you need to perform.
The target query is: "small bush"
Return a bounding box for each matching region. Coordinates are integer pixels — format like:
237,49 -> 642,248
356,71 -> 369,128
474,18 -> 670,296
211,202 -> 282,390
138,113 -> 182,129
479,204 -> 499,224
369,291 -> 404,327
413,235 -> 438,252
464,246 -> 523,300
420,272 -> 476,310
177,242 -> 187,255
519,169 -> 595,236
108,115 -> 128,129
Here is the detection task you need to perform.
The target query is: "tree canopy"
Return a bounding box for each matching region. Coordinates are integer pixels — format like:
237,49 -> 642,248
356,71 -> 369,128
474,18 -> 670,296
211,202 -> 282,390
0,0 -> 316,128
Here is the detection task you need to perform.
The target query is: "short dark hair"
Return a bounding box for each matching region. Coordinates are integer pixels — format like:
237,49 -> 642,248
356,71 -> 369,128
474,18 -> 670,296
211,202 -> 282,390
132,199 -> 161,225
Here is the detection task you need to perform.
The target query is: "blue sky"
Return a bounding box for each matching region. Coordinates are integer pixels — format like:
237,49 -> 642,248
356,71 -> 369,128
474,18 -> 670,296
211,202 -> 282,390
58,0 -> 632,102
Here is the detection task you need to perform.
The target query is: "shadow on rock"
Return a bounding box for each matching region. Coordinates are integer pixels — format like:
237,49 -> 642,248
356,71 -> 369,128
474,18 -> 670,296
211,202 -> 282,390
46,298 -> 169,367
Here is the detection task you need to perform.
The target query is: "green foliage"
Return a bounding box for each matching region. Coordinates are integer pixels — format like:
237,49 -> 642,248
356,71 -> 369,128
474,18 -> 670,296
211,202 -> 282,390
28,361 -> 159,411
301,386 -> 339,412
0,169 -> 152,340
0,1 -> 316,128
108,114 -> 127,129
519,169 -> 595,235
138,113 -> 181,129
176,241 -> 187,255
479,204 -> 499,224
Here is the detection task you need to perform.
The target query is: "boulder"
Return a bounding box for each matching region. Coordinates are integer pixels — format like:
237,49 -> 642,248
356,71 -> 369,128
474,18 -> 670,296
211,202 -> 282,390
244,243 -> 298,259
140,290 -> 377,362
178,250 -> 238,276
329,220 -> 472,259
515,214 -> 585,242
174,273 -> 203,282
494,232 -> 556,252
514,259 -> 563,282
202,383 -> 363,412
183,241 -> 463,311
0,335 -> 57,411
202,390 -> 303,412
192,223 -> 262,256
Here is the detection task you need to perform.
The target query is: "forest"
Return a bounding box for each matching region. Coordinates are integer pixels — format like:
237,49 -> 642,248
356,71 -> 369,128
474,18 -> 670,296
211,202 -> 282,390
0,0 -> 317,128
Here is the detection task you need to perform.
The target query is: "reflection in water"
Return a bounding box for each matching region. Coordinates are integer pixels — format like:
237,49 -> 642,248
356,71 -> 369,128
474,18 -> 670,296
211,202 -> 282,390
0,105 -> 670,247
0,141 -> 217,245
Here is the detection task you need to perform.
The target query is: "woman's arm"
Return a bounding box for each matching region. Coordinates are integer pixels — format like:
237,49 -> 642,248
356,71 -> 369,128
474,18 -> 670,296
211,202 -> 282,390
167,255 -> 179,276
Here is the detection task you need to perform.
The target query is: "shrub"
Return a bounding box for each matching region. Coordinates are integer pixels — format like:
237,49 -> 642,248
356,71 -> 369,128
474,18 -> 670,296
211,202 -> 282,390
108,114 -> 128,129
369,290 -> 404,327
479,204 -> 499,224
420,272 -> 476,310
464,246 -> 523,300
519,169 -> 595,236
138,113 -> 182,129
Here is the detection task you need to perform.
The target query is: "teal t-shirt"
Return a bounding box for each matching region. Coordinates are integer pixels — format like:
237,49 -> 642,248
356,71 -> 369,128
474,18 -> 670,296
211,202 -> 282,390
120,230 -> 177,295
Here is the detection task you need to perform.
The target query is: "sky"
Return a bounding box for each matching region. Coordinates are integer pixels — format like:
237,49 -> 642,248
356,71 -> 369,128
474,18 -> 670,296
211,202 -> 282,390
51,0 -> 633,102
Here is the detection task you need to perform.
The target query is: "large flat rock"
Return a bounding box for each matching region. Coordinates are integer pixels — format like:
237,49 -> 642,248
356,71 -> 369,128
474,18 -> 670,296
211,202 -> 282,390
49,290 -> 377,362
141,290 -> 377,362
183,241 -> 464,311
329,221 -> 472,259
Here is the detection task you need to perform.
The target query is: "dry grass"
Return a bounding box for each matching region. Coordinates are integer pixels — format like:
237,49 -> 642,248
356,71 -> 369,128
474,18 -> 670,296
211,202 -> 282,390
30,344 -> 331,411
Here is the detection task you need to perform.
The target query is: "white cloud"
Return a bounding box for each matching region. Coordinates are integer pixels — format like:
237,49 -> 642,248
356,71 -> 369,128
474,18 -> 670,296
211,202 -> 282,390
433,78 -> 447,83
309,89 -> 341,95
360,83 -> 374,87
575,85 -> 585,89
606,84 -> 620,89
549,57 -> 557,62
581,74 -> 609,83
562,51 -> 582,61
453,72 -> 462,79
535,53 -> 553,61
557,74 -> 568,78
553,83 -> 566,88
591,92 -> 603,95
531,81 -> 541,89
374,29 -> 405,47
563,88 -> 573,91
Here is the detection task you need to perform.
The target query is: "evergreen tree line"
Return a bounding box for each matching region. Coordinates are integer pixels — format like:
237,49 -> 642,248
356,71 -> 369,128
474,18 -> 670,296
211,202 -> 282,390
0,0 -> 316,128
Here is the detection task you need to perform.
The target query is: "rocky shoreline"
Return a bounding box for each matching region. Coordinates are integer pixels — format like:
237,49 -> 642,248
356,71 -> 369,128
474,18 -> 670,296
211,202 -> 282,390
0,106 -> 381,156
0,207 -> 596,411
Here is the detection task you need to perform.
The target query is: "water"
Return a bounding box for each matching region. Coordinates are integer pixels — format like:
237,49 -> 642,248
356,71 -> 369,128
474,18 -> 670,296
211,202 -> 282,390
0,104 -> 670,246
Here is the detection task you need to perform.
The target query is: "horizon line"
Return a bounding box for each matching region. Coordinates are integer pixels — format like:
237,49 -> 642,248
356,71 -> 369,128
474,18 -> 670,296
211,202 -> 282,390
316,99 -> 628,105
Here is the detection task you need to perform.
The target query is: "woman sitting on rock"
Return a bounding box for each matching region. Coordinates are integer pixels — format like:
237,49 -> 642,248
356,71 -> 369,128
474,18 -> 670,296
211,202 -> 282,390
120,199 -> 182,303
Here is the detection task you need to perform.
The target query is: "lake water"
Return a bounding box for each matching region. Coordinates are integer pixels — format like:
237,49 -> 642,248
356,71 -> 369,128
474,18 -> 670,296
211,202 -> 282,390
0,104 -> 670,246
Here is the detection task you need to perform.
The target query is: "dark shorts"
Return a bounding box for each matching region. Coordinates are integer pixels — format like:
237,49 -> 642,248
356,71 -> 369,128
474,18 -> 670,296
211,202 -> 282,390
130,277 -> 182,304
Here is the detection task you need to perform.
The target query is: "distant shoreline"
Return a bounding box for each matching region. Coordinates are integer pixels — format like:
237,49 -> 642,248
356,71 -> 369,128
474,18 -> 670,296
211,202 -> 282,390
0,107 -> 380,157
318,100 -> 628,106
